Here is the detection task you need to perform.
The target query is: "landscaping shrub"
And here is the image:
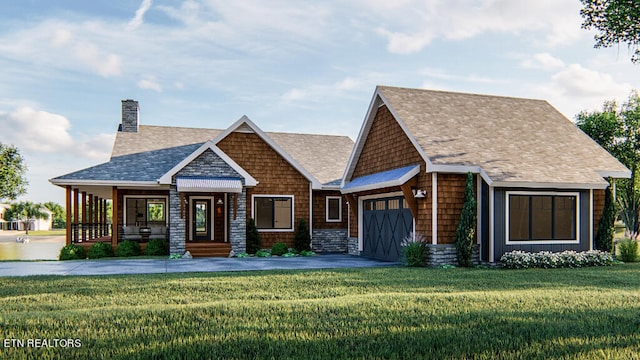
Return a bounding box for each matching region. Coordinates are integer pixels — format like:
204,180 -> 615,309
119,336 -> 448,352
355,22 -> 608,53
145,239 -> 169,256
500,250 -> 614,269
401,232 -> 427,267
59,244 -> 86,260
255,249 -> 271,257
454,172 -> 477,267
595,183 -> 616,252
246,218 -> 261,254
271,242 -> 289,256
87,242 -> 114,259
618,238 -> 639,262
300,250 -> 315,257
294,218 -> 311,252
117,240 -> 141,257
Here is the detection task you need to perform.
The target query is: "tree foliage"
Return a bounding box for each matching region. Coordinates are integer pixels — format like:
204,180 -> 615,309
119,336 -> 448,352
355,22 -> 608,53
294,218 -> 311,252
5,201 -> 49,235
43,201 -> 66,229
577,91 -> 640,233
0,143 -> 27,201
454,172 -> 477,267
580,0 -> 640,63
246,218 -> 261,254
595,181 -> 617,252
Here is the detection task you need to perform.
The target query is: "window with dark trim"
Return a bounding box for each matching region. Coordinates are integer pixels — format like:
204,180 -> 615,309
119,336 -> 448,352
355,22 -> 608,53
254,196 -> 293,230
326,197 -> 342,222
508,194 -> 577,241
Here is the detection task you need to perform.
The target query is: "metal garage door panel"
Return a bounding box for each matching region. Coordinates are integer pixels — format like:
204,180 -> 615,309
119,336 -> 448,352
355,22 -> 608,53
362,196 -> 413,262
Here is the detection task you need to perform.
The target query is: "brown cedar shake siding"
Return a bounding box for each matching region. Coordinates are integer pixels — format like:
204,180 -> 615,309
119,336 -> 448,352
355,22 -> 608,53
217,131 -> 310,248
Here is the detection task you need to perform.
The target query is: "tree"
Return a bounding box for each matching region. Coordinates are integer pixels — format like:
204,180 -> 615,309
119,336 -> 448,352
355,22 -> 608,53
595,181 -> 617,252
454,172 -> 477,267
5,201 -> 49,235
294,218 -> 311,252
43,201 -> 66,229
0,143 -> 27,200
577,91 -> 640,233
580,0 -> 640,63
246,218 -> 261,254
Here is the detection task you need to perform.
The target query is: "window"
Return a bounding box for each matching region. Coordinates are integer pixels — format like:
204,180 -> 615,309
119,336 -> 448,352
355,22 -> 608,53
507,192 -> 578,243
124,197 -> 167,226
253,196 -> 293,230
326,196 -> 342,222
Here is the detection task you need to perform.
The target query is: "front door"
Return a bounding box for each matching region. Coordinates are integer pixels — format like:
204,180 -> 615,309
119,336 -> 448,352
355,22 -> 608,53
192,199 -> 211,241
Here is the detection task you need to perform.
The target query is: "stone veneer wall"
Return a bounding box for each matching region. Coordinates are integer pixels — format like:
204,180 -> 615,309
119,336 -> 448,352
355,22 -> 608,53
228,189 -> 247,254
311,229 -> 347,253
347,237 -> 359,256
169,186 -> 185,255
425,244 -> 479,267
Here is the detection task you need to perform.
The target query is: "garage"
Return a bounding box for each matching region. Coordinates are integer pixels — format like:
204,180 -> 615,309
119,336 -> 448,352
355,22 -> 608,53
362,196 -> 413,261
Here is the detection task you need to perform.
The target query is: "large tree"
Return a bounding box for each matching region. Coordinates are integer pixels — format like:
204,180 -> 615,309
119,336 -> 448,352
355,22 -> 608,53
580,0 -> 640,63
0,143 -> 27,200
5,201 -> 49,235
43,201 -> 66,229
576,90 -> 640,233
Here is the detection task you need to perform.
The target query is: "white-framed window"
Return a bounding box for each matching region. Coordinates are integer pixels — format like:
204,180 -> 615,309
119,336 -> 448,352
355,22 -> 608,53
252,195 -> 294,231
506,191 -> 580,244
326,196 -> 342,222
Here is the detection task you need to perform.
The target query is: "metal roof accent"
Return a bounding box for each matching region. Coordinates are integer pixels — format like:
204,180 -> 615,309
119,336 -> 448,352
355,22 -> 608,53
342,165 -> 420,194
176,177 -> 243,193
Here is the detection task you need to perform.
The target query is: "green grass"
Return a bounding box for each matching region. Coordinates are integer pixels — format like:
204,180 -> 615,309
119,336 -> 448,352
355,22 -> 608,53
17,230 -> 66,236
1,265 -> 639,359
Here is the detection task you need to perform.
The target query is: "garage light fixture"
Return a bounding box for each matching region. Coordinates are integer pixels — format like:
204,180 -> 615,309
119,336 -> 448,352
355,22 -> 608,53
413,189 -> 426,199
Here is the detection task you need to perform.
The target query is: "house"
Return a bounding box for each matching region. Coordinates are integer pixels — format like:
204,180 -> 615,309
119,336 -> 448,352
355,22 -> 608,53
0,204 -> 53,231
50,100 -> 354,256
341,86 -> 630,265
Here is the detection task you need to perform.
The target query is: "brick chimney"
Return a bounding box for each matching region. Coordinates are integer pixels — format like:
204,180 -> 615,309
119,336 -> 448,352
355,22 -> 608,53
121,99 -> 139,132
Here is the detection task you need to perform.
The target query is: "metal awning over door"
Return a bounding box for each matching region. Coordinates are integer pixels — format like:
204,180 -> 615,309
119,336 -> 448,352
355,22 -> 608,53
176,177 -> 242,193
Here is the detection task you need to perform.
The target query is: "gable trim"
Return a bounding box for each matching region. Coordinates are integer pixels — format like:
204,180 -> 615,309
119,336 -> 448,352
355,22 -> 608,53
213,115 -> 323,189
157,141 -> 257,186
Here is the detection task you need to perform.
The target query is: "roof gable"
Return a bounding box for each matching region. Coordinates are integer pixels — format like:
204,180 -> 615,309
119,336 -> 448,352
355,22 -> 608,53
344,86 -> 630,189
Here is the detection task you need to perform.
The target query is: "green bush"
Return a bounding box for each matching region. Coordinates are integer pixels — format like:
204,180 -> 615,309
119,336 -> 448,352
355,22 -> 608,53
618,239 -> 639,262
401,232 -> 427,267
87,242 -> 114,259
246,218 -> 261,254
300,250 -> 315,257
255,249 -> 271,257
117,240 -> 141,257
454,172 -> 477,267
294,219 -> 311,252
271,242 -> 289,256
145,239 -> 169,256
59,244 -> 86,260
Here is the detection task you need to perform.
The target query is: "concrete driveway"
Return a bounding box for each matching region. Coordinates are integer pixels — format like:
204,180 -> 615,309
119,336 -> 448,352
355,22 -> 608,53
0,254 -> 399,277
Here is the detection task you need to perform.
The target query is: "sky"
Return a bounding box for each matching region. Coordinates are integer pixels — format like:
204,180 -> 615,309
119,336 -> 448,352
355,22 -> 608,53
0,0 -> 638,206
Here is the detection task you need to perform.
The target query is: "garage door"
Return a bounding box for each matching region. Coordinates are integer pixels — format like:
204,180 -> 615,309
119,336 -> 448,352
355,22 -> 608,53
362,196 -> 413,261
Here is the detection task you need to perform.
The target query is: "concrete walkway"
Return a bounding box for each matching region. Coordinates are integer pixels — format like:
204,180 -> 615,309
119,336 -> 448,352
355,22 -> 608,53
0,255 -> 399,277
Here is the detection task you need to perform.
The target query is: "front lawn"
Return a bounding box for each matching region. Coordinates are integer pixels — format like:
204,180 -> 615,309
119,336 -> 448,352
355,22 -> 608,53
1,265 -> 639,359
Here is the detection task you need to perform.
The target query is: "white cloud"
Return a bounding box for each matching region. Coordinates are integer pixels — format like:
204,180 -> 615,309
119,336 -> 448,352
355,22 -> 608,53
138,76 -> 163,92
0,107 -> 113,160
128,0 -> 153,30
73,41 -> 122,77
551,64 -> 631,98
520,53 -> 566,71
372,0 -> 584,54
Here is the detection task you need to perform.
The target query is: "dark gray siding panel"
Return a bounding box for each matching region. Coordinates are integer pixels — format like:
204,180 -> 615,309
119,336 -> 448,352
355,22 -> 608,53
493,189 -> 591,262
481,181 -> 490,262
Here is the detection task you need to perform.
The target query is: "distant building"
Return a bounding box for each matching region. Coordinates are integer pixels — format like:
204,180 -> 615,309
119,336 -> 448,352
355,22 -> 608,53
0,204 -> 53,231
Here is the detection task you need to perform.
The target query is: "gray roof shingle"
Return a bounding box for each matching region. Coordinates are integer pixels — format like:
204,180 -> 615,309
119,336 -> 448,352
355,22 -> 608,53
376,86 -> 629,186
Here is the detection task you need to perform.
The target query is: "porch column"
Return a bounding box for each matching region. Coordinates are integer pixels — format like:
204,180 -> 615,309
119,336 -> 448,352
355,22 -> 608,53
111,187 -> 118,247
103,199 -> 108,237
88,194 -> 94,240
65,186 -> 72,245
81,191 -> 87,242
94,195 -> 99,239
73,188 -> 79,243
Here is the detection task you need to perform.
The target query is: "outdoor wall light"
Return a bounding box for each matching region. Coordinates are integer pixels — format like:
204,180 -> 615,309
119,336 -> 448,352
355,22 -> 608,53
413,189 -> 426,199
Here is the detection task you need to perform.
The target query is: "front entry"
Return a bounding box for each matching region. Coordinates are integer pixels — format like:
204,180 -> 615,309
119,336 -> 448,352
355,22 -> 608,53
362,196 -> 413,261
192,199 -> 211,240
